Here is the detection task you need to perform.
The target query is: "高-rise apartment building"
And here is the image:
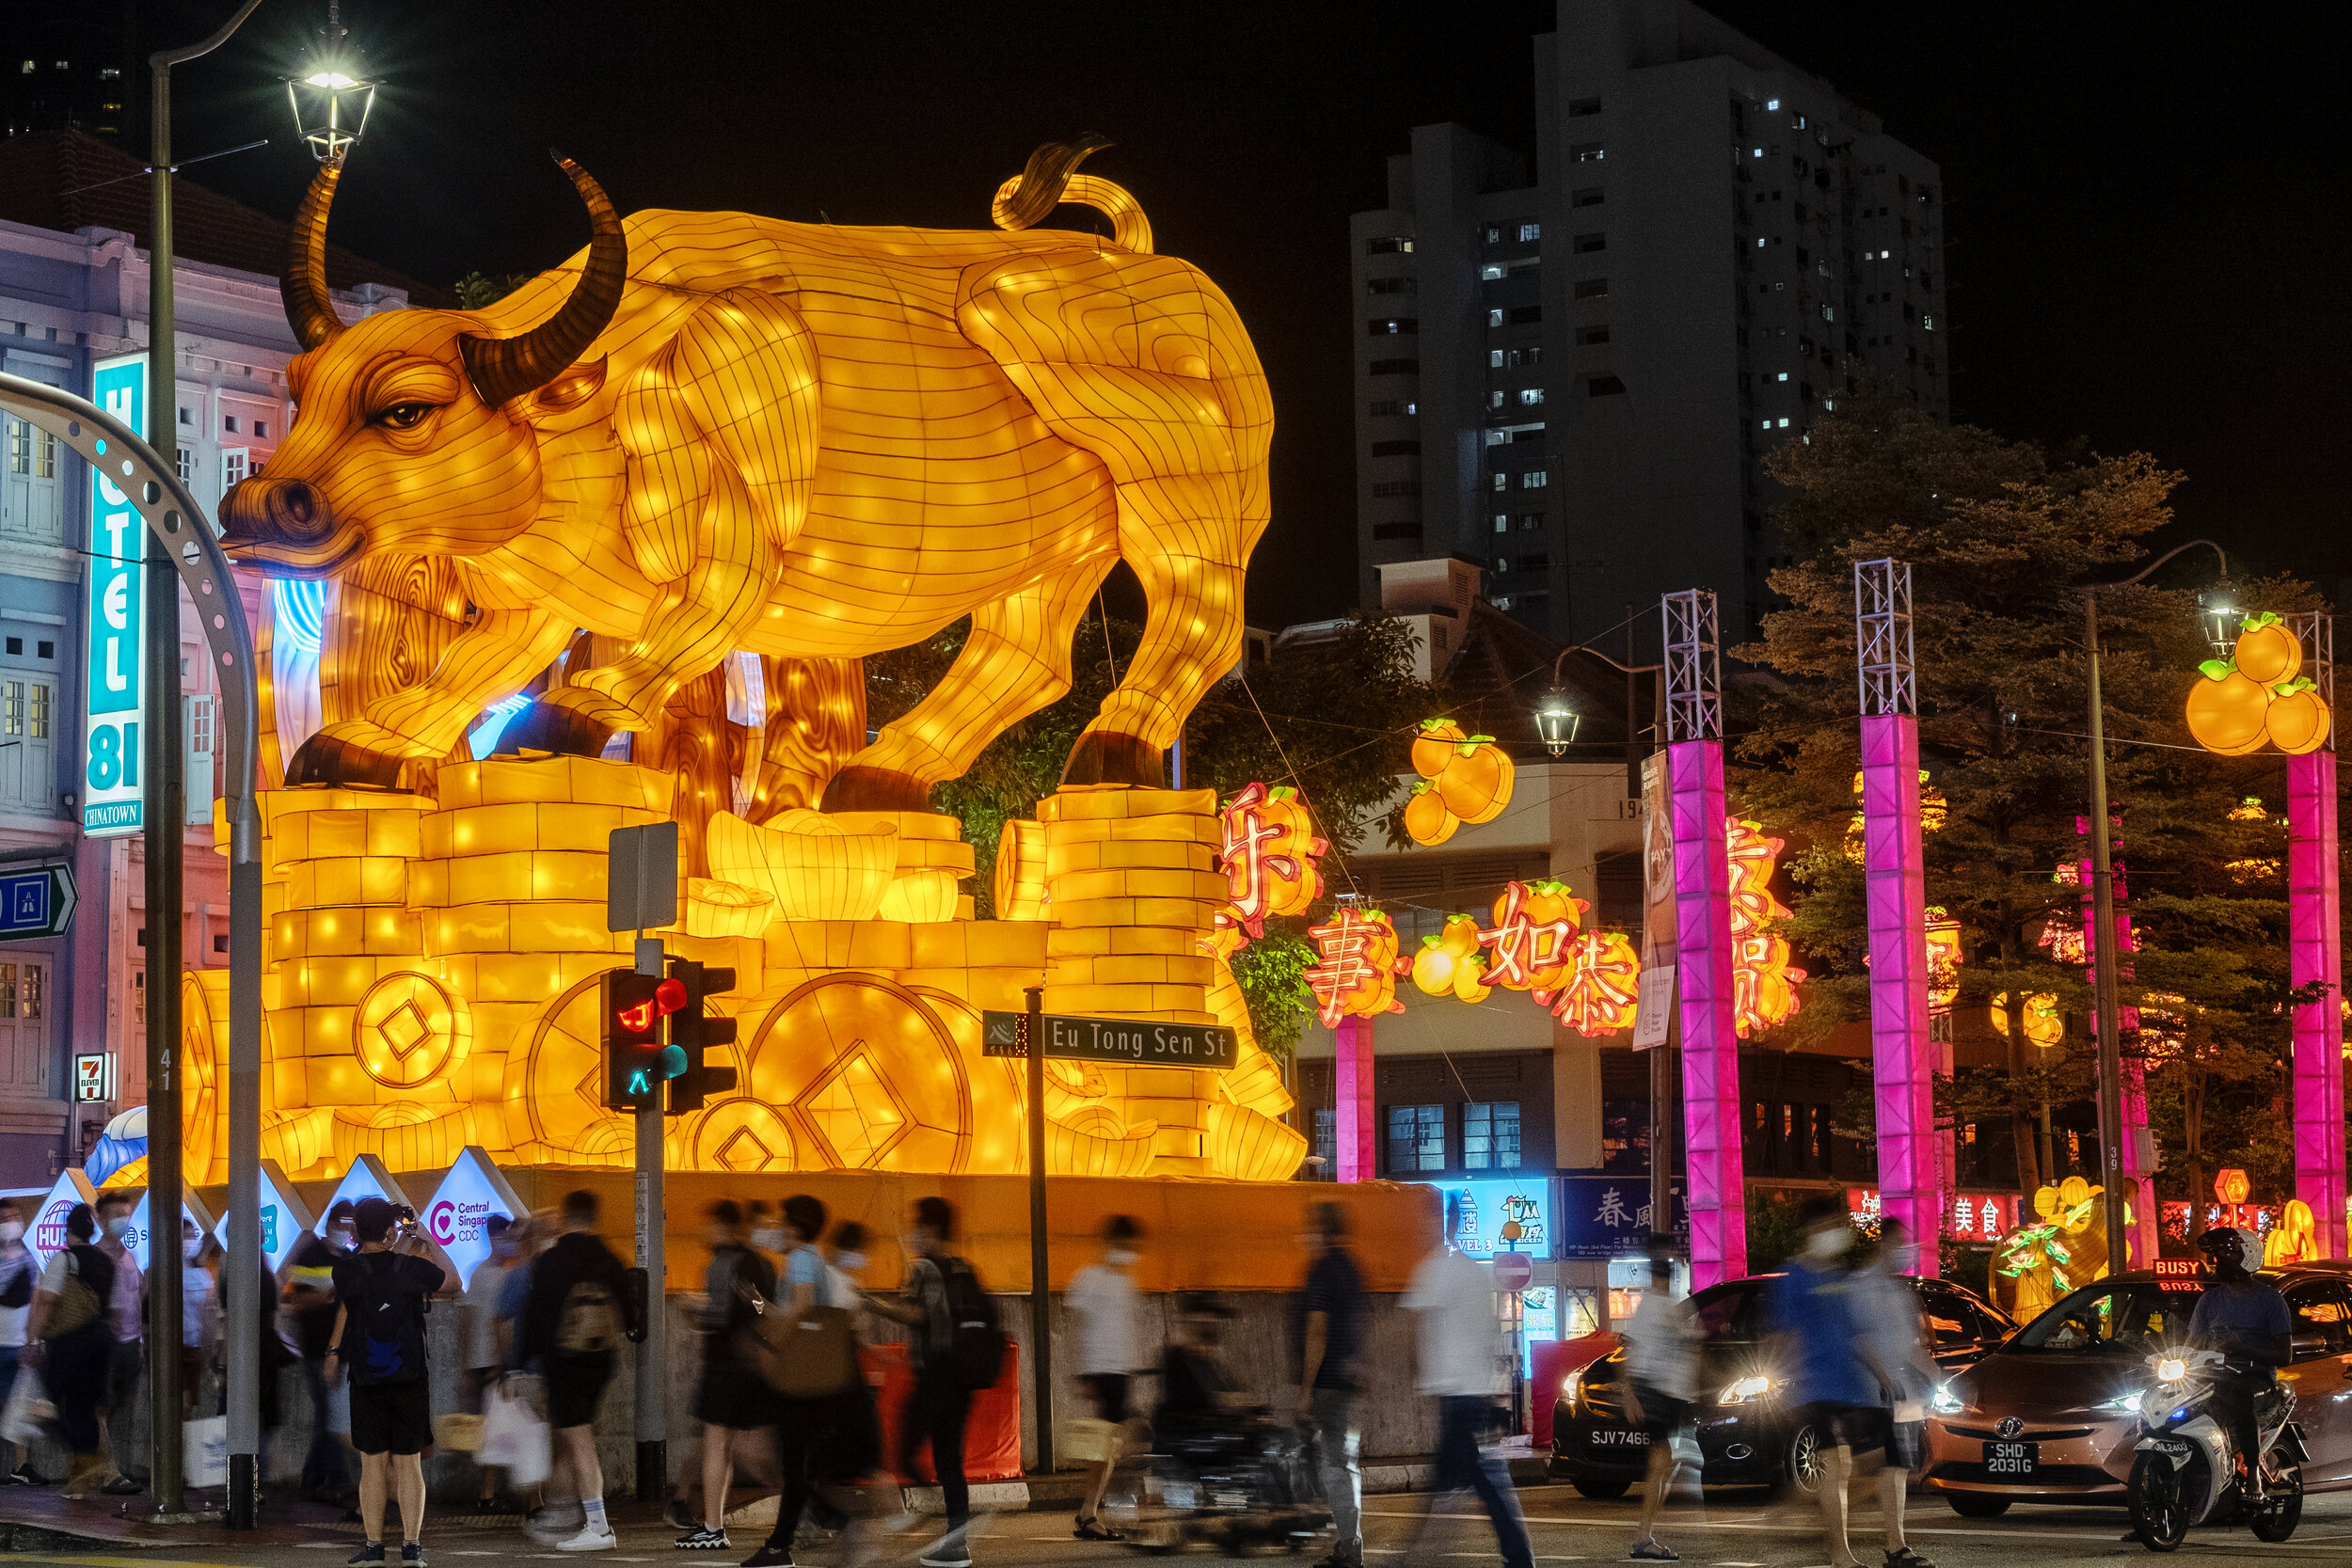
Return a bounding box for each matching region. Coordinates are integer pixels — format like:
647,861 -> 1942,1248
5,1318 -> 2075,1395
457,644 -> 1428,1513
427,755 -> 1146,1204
1353,0 -> 1947,649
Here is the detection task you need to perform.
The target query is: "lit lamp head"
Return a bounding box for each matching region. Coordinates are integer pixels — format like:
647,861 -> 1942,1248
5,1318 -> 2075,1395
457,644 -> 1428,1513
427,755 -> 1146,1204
286,3 -> 375,165
1534,689 -> 1581,756
2197,577 -> 2240,658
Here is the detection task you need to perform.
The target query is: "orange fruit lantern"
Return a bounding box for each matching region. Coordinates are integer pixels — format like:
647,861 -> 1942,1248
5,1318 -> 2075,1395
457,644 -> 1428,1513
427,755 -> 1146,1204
2266,683 -> 2331,755
1403,783 -> 1458,846
1434,736 -> 1515,825
1409,915 -> 1490,1003
1411,719 -> 1467,780
2185,670 -> 2273,756
2232,613 -> 2302,687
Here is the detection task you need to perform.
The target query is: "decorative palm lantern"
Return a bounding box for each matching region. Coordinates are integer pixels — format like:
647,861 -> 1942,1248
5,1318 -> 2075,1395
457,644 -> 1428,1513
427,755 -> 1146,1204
286,3 -> 376,164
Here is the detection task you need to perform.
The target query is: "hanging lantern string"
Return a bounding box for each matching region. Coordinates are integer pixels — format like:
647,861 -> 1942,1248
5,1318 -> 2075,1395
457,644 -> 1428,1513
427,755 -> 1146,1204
1238,674 -> 1361,899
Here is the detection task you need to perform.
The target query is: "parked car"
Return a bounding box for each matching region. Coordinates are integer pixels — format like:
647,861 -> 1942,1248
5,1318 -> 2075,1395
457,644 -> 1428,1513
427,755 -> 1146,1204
1549,1271 -> 2014,1498
1922,1260 -> 2352,1516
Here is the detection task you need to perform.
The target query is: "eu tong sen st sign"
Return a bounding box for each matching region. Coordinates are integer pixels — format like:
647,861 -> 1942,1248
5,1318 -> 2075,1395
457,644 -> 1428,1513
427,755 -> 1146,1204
981,1009 -> 1236,1070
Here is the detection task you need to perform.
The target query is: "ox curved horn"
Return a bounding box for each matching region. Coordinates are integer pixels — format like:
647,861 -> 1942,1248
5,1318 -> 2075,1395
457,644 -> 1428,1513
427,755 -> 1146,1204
461,150 -> 628,408
281,158 -> 347,352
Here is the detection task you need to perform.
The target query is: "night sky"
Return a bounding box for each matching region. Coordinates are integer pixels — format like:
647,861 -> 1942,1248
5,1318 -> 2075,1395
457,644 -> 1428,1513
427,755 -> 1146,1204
147,0 -> 2350,629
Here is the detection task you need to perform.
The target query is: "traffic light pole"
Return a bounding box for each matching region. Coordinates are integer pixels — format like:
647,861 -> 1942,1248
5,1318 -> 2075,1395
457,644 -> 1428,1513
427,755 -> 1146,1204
1025,985 -> 1052,1475
633,935 -> 666,1504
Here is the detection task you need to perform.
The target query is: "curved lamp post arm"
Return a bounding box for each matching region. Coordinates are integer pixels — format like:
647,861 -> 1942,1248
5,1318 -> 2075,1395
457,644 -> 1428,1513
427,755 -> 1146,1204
2099,537 -> 2231,593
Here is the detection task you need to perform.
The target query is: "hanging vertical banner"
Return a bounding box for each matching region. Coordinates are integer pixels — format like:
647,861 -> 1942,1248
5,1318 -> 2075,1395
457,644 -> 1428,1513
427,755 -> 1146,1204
1630,752 -> 1677,1051
82,353 -> 148,837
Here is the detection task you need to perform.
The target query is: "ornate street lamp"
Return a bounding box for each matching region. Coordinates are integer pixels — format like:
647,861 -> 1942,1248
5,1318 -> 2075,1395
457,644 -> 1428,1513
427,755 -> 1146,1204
2197,578 -> 2242,658
1534,689 -> 1581,755
286,2 -> 375,163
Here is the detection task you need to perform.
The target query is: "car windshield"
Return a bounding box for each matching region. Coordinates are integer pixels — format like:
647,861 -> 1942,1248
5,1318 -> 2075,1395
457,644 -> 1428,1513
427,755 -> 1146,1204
2010,1282 -> 2185,1353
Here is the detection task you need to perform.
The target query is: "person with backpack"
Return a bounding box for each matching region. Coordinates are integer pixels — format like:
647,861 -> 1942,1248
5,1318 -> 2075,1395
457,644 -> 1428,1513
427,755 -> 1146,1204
737,1194 -> 845,1566
861,1196 -> 1002,1568
327,1196 -> 453,1567
285,1199 -> 360,1503
518,1190 -> 639,1553
22,1202 -> 116,1499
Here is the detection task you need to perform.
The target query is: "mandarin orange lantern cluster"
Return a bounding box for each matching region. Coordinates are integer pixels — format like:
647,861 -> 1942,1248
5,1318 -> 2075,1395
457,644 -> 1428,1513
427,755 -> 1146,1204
1304,906 -> 1408,1027
177,137 -> 1319,1185
2186,612 -> 2329,756
1540,928 -> 1641,1037
1403,720 -> 1515,845
1725,816 -> 1804,1037
1409,915 -> 1492,1003
1216,782 -> 1327,938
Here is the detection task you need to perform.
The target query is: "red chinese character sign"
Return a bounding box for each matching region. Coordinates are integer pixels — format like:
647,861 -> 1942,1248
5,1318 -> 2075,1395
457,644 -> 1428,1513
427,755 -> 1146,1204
1216,783 -> 1327,939
1478,879 -> 1582,992
1724,816 -> 1804,1037
1304,907 -> 1407,1028
1541,929 -> 1641,1037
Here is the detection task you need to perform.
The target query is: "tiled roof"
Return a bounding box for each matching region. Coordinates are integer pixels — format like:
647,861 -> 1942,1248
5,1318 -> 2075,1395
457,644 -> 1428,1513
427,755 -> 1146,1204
0,128 -> 447,306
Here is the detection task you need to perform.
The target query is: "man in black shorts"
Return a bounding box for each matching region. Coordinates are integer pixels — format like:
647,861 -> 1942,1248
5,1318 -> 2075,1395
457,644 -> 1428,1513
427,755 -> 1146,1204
518,1190 -> 637,1552
328,1197 -> 452,1568
1766,1195 -> 1879,1568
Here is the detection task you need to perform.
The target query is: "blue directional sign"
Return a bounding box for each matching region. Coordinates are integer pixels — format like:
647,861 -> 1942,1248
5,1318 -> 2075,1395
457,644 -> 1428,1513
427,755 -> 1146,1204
0,863 -> 76,940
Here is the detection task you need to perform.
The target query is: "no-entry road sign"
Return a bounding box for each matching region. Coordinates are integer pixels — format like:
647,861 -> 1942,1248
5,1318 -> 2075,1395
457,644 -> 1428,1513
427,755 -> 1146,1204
1492,1250 -> 1534,1293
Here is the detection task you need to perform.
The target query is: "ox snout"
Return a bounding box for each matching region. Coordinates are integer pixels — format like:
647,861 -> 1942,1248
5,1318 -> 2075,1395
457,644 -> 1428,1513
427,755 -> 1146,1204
218,475 -> 362,577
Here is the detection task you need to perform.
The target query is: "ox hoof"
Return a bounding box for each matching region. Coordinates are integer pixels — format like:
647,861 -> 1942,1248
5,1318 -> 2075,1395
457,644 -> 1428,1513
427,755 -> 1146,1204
285,731 -> 409,792
1060,730 -> 1165,789
492,701 -> 615,760
819,765 -> 936,813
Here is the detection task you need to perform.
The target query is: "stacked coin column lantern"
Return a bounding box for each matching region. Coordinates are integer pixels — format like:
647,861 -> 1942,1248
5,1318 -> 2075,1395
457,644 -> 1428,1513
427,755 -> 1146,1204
1663,591 -> 1745,1287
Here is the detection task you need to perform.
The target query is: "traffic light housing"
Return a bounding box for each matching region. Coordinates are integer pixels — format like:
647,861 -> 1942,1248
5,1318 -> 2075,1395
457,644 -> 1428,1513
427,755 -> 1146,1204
602,969 -> 668,1110
665,958 -> 739,1113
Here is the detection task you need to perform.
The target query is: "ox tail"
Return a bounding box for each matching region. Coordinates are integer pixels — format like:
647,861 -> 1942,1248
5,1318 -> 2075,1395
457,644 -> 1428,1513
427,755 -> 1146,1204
992,135 -> 1154,254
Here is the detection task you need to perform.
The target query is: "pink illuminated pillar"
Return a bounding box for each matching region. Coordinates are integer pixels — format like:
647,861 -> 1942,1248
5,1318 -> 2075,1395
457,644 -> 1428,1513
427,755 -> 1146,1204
2079,815 -> 2158,1266
1664,590 -> 1745,1286
1855,561 -> 1939,1271
2289,750 -> 2345,1257
1334,1015 -> 1376,1182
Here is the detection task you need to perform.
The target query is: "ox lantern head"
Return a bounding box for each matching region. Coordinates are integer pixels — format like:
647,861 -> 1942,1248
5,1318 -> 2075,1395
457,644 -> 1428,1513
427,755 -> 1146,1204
286,3 -> 376,165
219,148 -> 627,579
1534,689 -> 1581,756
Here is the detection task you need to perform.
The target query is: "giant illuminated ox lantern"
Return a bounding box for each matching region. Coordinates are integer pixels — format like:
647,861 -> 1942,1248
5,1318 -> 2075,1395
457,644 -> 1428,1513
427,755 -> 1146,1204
221,140 -> 1270,805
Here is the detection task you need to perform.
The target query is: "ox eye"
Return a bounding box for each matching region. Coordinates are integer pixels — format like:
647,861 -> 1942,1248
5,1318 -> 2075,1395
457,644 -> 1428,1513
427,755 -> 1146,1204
375,402 -> 436,430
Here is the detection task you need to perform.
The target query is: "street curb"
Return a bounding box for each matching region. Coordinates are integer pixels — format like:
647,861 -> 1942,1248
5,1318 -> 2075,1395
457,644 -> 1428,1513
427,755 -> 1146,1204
0,1519 -> 177,1552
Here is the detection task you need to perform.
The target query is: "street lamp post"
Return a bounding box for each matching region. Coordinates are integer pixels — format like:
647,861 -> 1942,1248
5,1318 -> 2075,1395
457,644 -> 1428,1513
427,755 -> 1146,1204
144,0 -> 267,1523
2083,539 -> 2233,1282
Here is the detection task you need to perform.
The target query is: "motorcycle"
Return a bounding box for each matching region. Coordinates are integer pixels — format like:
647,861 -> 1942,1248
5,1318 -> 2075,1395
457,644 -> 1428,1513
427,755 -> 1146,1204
2124,1346 -> 2308,1550
1107,1413 -> 1328,1556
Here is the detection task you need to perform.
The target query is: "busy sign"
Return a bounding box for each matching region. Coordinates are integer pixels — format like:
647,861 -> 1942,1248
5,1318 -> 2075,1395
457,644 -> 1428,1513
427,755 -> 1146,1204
421,1145 -> 526,1289
1556,1173 -> 1688,1259
82,353 -> 149,837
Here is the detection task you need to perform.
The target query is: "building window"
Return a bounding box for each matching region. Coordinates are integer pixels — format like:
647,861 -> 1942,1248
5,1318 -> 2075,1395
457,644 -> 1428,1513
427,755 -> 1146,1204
1567,97 -> 1602,117
1366,276 -> 1416,295
1371,481 -> 1421,498
1493,514 -> 1509,534
1518,222 -> 1542,243
1370,522 -> 1421,542
1479,263 -> 1503,281
1571,142 -> 1604,163
1365,237 -> 1414,256
1484,225 -> 1502,245
1387,1104 -> 1447,1173
1577,325 -> 1611,346
1508,304 -> 1543,325
1369,439 -> 1421,457
1488,349 -> 1505,368
176,446 -> 196,483
222,415 -> 238,434
1369,399 -> 1402,417
1489,390 -> 1506,411
1368,319 -> 1418,337
1463,1101 -> 1522,1169
1573,279 -> 1609,300
255,420 -> 270,439
1520,469 -> 1549,489
1490,474 -> 1507,492
220,448 -> 248,497
1572,186 -> 1604,209
1487,309 -> 1505,327
1518,514 -> 1543,532
1574,232 -> 1605,254
1311,1108 -> 1338,1173
1588,375 -> 1627,397
1368,357 -> 1420,376
1518,388 -> 1545,405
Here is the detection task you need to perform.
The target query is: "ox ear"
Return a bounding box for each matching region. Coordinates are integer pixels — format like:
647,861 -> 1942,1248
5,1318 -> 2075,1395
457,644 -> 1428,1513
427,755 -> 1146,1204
530,355 -> 608,416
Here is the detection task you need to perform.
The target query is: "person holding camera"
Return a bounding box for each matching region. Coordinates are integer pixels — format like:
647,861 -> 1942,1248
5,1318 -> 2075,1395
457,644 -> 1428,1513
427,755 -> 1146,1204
328,1197 -> 453,1568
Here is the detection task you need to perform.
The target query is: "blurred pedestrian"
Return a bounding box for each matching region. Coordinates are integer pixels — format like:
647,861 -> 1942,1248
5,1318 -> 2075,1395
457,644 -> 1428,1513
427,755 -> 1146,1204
748,1202 -> 786,1260
1156,1293 -> 1240,1440
740,1194 -> 838,1567
329,1196 -> 452,1567
24,1203 -> 117,1499
815,1221 -> 883,1517
1295,1201 -> 1366,1568
1068,1215 -> 1141,1541
1853,1221 -> 1935,1568
91,1189 -> 143,1494
1621,1236 -> 1698,1561
863,1196 -> 993,1568
286,1198 -> 358,1500
460,1215 -> 520,1512
0,1197 -> 33,1484
1403,1196 -> 1533,1568
1765,1195 -> 1873,1568
675,1199 -> 775,1549
518,1189 -> 637,1552
496,1217 -> 548,1513
178,1218 -> 218,1418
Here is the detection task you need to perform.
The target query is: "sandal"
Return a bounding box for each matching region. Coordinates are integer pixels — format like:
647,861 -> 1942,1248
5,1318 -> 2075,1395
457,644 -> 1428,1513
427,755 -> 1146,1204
1885,1550 -> 1936,1568
1073,1517 -> 1124,1542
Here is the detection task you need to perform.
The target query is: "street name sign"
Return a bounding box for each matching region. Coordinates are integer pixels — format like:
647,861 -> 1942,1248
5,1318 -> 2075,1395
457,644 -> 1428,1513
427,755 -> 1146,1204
0,862 -> 75,939
981,1009 -> 1236,1070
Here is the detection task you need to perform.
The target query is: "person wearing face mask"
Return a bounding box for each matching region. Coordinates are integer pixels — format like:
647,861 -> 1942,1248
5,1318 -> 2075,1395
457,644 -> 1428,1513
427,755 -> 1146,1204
89,1190 -> 145,1495
0,1198 -> 34,1485
673,1199 -> 775,1548
285,1200 -> 361,1503
178,1219 -> 219,1419
1851,1220 -> 1936,1568
461,1216 -> 521,1512
747,1203 -> 787,1261
1764,1196 -> 1874,1568
1620,1235 -> 1698,1562
24,1203 -> 117,1498
1066,1215 -> 1143,1540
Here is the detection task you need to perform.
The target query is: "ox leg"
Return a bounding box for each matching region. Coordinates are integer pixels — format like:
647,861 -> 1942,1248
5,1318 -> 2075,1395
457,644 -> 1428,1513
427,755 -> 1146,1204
285,607 -> 572,787
1064,475 -> 1249,788
823,557 -> 1112,812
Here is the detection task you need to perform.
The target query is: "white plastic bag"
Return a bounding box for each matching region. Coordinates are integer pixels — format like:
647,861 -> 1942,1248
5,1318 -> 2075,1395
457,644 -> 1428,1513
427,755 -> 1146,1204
0,1362 -> 52,1446
478,1382 -> 549,1487
185,1414 -> 229,1488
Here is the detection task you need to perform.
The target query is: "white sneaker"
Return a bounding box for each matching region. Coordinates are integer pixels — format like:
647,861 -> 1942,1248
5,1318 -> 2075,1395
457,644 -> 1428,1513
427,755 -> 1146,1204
556,1525 -> 617,1553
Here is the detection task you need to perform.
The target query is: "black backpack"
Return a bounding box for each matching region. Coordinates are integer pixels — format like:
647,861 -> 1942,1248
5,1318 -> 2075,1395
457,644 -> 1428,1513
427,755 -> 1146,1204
342,1253 -> 432,1386
932,1256 -> 1007,1390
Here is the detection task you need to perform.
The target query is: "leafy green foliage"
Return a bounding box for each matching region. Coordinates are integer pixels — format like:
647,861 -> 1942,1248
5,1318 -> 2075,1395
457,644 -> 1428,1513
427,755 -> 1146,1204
453,270 -> 531,309
1229,926 -> 1317,1060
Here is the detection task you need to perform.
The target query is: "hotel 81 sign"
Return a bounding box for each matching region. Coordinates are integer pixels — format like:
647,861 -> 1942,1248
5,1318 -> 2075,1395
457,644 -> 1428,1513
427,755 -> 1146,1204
82,354 -> 148,836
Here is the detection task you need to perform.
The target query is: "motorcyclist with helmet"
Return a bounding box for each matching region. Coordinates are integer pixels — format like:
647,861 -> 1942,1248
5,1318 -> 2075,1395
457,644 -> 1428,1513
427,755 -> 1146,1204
2186,1227 -> 2291,1499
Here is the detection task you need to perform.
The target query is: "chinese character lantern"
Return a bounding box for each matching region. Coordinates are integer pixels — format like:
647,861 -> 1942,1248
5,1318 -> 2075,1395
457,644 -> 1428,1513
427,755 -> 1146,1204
1478,879 -> 1582,992
1305,907 -> 1408,1027
1541,928 -> 1641,1037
